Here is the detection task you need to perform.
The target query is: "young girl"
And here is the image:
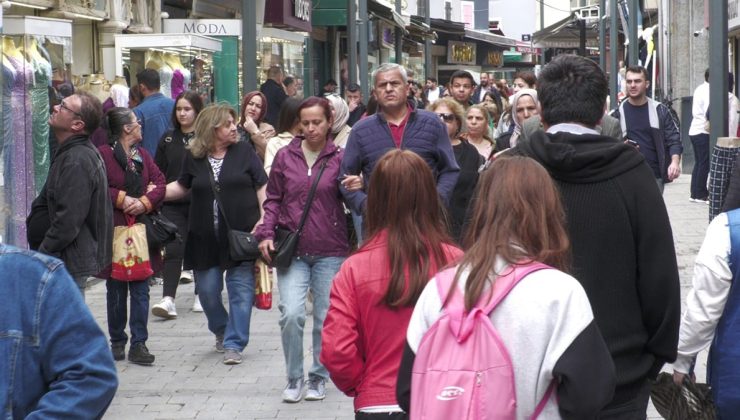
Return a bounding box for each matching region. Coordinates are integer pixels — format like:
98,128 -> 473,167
321,150 -> 462,419
398,156 -> 616,419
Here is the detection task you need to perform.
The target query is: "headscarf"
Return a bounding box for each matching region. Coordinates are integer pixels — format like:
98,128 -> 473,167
508,88 -> 539,147
326,94 -> 349,134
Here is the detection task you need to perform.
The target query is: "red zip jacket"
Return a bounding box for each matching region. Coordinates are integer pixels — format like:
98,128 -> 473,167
320,231 -> 462,411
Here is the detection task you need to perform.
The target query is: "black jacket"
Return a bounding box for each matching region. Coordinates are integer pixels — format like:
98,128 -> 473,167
32,134 -> 112,278
449,141 -> 483,243
155,129 -> 192,205
515,130 -> 681,409
260,78 -> 288,127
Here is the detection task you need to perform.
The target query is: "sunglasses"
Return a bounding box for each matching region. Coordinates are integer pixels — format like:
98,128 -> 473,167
436,113 -> 455,123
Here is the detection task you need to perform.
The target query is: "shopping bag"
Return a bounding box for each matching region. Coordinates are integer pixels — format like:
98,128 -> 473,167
651,372 -> 715,420
254,259 -> 273,310
111,215 -> 154,281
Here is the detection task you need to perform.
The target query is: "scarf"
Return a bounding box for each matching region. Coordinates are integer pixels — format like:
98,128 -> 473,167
112,141 -> 143,197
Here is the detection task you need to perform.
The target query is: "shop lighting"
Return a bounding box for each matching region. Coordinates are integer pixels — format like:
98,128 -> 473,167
67,12 -> 104,21
1,1 -> 49,10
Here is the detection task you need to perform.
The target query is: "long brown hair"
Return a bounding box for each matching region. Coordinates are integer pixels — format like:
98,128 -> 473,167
454,156 -> 570,311
364,150 -> 456,307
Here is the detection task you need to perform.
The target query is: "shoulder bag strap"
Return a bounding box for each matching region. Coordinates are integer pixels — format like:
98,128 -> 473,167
295,157 -> 330,234
204,158 -> 233,231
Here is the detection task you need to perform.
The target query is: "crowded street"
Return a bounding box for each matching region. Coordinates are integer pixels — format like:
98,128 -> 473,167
89,175 -> 705,419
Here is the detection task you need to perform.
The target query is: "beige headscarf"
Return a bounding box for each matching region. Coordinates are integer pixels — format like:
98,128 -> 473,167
508,88 -> 539,147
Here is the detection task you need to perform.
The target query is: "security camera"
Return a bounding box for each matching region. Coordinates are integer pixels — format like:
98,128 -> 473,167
694,29 -> 705,37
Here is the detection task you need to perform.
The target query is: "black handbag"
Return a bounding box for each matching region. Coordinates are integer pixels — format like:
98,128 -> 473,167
139,211 -> 181,248
270,158 -> 329,268
205,160 -> 261,262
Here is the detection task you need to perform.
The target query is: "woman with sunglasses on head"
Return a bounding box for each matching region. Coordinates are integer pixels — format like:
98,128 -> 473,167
151,91 -> 205,319
239,91 -> 276,161
428,98 -> 484,244
164,103 -> 268,366
98,107 -> 166,366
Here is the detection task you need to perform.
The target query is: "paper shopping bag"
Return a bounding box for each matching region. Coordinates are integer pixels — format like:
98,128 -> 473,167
111,217 -> 153,281
254,259 -> 273,310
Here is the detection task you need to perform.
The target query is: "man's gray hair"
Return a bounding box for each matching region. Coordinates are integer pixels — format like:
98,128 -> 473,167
372,63 -> 408,85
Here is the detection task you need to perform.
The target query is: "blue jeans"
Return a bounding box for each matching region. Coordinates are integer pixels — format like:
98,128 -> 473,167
106,278 -> 150,346
690,133 -> 710,199
194,262 -> 255,351
277,255 -> 345,381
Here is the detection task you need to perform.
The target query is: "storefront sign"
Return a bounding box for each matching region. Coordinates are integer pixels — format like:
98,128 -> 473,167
164,19 -> 241,36
295,0 -> 310,21
447,41 -> 476,66
486,51 -> 503,67
515,45 -> 542,54
264,0 -> 312,32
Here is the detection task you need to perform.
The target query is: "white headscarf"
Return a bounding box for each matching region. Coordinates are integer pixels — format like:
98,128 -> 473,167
508,88 -> 539,147
326,94 -> 350,134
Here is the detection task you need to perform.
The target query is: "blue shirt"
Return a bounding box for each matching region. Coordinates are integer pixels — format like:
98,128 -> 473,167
624,101 -> 661,178
134,92 -> 175,157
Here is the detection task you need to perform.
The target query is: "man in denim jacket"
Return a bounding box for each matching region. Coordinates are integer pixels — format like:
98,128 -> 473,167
134,68 -> 175,157
0,244 -> 118,418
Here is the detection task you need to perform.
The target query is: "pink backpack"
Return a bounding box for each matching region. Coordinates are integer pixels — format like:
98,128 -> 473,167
410,262 -> 556,420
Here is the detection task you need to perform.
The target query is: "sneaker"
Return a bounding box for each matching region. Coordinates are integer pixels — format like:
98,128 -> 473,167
690,197 -> 709,204
128,342 -> 155,365
215,335 -> 224,353
304,377 -> 326,401
192,295 -> 203,312
152,296 -> 177,319
282,378 -> 304,403
149,276 -> 164,286
111,345 -> 125,361
223,349 -> 242,365
179,270 -> 194,284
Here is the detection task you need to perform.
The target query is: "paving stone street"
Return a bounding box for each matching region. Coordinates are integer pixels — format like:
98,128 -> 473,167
86,175 -> 710,419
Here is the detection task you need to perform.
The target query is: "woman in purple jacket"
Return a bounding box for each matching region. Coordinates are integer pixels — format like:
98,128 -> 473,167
98,107 -> 166,366
256,97 -> 358,404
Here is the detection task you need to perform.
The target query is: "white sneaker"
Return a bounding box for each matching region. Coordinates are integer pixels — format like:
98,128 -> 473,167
192,295 -> 203,312
179,270 -> 194,284
282,378 -> 304,403
152,297 -> 177,319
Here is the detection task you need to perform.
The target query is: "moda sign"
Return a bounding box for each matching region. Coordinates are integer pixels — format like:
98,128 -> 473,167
294,0 -> 310,22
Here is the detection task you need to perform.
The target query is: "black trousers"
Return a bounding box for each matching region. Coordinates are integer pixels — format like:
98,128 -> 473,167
160,203 -> 189,298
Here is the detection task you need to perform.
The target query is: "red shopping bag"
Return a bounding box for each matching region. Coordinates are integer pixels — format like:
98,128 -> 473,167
111,215 -> 154,281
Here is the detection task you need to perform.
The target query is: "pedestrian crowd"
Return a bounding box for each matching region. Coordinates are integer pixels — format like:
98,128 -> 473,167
5,53 -> 740,419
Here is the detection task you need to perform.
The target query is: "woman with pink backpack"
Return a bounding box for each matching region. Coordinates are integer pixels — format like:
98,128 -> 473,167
397,156 -> 616,419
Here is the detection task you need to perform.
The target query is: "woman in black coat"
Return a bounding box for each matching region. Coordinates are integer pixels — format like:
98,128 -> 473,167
427,98 -> 484,243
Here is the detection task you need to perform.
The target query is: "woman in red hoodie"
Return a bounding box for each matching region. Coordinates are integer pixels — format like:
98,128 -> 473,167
320,150 -> 462,419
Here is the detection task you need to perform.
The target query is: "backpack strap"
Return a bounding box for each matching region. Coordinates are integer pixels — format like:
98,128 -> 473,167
479,262 -> 551,315
530,379 -> 556,419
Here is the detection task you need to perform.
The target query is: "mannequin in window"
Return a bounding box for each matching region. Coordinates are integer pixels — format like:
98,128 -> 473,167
88,81 -> 109,104
146,51 -> 172,98
2,36 -> 35,246
164,52 -> 190,99
24,37 -> 53,194
110,76 -> 130,108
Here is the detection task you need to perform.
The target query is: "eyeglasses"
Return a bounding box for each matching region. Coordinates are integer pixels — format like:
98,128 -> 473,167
59,101 -> 82,118
436,113 -> 456,123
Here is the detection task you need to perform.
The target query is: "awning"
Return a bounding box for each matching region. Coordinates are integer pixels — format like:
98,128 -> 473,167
464,28 -> 517,48
429,17 -> 465,36
408,15 -> 437,41
369,0 -> 408,34
533,12 -> 601,49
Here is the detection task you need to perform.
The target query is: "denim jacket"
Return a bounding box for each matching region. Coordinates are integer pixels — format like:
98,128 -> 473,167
134,92 -> 175,157
0,244 -> 118,419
